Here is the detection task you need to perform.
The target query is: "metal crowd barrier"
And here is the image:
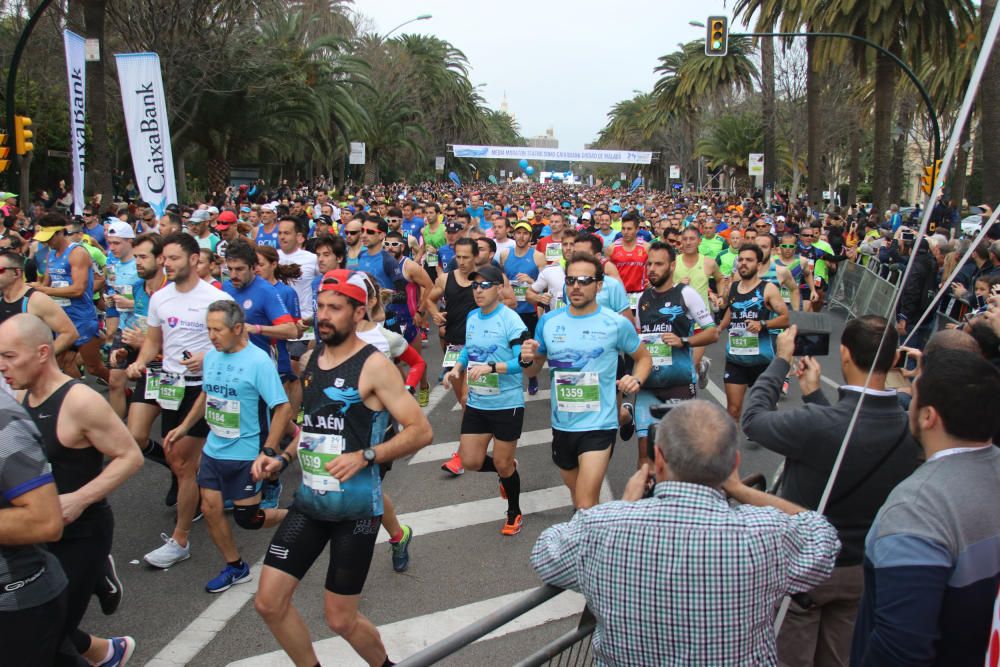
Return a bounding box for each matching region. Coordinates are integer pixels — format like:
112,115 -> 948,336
395,585 -> 594,667
827,254 -> 961,329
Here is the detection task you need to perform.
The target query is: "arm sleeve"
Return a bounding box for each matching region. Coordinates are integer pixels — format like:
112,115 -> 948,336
457,345 -> 469,367
859,532 -> 953,667
741,358 -> 820,458
530,517 -> 585,592
681,285 -> 715,328
396,344 -> 426,388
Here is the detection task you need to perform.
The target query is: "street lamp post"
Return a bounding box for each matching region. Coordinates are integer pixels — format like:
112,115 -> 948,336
383,14 -> 432,40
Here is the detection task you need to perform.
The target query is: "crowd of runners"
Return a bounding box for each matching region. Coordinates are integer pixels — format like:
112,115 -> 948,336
1,180 -> 999,666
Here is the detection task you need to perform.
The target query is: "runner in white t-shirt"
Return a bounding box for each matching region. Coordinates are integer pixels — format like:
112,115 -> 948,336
126,233 -> 234,569
277,217 -> 318,366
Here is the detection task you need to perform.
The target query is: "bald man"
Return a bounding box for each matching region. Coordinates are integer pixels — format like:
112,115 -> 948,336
0,314 -> 143,665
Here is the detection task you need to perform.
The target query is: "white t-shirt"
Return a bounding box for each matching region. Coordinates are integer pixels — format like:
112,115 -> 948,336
532,264 -> 566,303
147,280 -> 233,381
494,237 -> 516,256
356,324 -> 407,360
279,247 -> 319,320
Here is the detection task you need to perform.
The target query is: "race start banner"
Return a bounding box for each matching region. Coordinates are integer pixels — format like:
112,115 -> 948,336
63,30 -> 86,215
452,144 -> 653,165
115,52 -> 177,215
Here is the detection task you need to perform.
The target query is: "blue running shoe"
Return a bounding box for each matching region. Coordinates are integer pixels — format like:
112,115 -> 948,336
99,636 -> 136,666
260,480 -> 282,510
205,561 -> 252,593
223,498 -> 234,511
390,524 -> 413,572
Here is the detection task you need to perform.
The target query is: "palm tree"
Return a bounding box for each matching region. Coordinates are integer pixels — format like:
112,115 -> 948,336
696,111 -> 764,191
356,86 -> 427,184
810,0 -> 975,214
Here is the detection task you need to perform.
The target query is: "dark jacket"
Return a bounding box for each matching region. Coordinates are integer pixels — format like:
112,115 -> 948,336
897,244 -> 938,323
742,358 -> 922,566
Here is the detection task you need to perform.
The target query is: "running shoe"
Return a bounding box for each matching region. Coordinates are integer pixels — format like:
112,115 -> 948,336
144,533 -> 190,569
698,357 -> 712,390
417,386 -> 429,408
390,524 -> 413,573
99,636 -> 136,666
223,498 -> 234,511
527,376 -> 539,395
499,459 -> 518,500
781,379 -> 790,396
205,561 -> 252,593
619,403 -> 635,441
501,514 -> 523,536
97,554 -> 123,616
441,452 -> 464,476
261,480 -> 282,510
164,474 -> 178,507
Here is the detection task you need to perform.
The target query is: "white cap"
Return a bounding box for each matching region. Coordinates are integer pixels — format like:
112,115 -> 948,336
107,220 -> 136,240
207,206 -> 219,215
262,202 -> 278,212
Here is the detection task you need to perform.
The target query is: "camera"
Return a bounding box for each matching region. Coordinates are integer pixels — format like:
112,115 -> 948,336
790,311 -> 832,357
646,399 -> 684,463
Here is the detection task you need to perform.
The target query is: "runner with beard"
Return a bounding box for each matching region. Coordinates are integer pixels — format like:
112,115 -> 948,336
252,270 -> 432,667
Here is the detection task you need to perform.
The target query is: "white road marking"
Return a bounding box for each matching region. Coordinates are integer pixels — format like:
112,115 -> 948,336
704,378 -> 726,405
820,374 -> 839,389
452,389 -> 550,411
421,384 -> 449,415
227,587 -> 587,667
409,428 -> 551,465
151,480 -> 609,665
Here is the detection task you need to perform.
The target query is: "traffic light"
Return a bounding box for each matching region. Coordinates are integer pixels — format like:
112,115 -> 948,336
706,17 -> 729,56
0,133 -> 9,173
920,159 -> 943,196
14,116 -> 32,155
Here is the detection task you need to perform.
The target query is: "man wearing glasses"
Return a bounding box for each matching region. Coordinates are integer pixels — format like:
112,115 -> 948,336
81,206 -> 106,250
343,219 -> 364,269
520,253 -> 651,509
442,264 -> 528,535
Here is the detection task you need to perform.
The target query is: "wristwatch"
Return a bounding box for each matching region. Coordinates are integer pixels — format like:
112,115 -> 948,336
362,447 -> 377,466
518,357 -> 533,368
680,337 -> 690,346
488,361 -> 497,373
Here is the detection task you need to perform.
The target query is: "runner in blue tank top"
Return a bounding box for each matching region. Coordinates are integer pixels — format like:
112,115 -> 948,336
500,221 -> 545,394
719,244 -> 789,422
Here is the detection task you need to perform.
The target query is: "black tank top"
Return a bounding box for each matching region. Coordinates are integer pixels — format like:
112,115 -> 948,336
22,380 -> 109,534
443,270 -> 476,345
295,343 -> 384,520
0,287 -> 33,323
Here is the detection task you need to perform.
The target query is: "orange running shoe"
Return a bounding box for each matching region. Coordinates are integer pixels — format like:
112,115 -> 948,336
441,452 -> 464,476
501,514 -> 523,536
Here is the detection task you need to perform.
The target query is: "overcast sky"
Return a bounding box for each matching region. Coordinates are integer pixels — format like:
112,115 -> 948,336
357,0 -> 732,149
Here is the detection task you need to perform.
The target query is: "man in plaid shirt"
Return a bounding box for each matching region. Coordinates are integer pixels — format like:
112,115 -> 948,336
531,400 -> 840,666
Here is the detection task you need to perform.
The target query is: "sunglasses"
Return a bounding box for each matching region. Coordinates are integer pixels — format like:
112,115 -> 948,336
361,228 -> 380,235
0,266 -> 19,274
345,230 -> 361,235
385,241 -> 403,248
471,280 -> 498,290
386,218 -> 401,223
565,275 -> 599,286
779,244 -> 796,249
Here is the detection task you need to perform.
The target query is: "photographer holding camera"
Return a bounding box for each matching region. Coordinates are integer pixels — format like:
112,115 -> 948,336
531,399 -> 840,666
741,316 -> 922,667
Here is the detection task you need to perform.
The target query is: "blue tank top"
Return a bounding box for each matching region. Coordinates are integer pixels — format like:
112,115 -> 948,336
255,225 -> 279,248
502,246 -> 539,314
725,281 -> 775,367
47,243 -> 96,326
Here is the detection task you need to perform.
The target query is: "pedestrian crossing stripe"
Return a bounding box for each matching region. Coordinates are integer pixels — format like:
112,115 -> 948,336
408,429 -> 552,465
227,587 -> 587,666
451,389 -> 550,411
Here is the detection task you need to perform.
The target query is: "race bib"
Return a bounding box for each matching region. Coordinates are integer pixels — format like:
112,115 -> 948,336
545,243 -> 562,264
554,371 -> 601,412
116,283 -> 134,312
157,373 -> 185,410
553,296 -> 565,310
144,368 -> 161,400
730,330 -> 760,356
299,431 -> 344,493
426,252 -> 439,268
206,396 -> 240,439
628,292 -> 641,312
468,368 -> 500,395
299,326 -> 316,342
442,344 -> 463,369
134,315 -> 149,335
780,285 -> 792,304
641,334 -> 673,367
51,280 -> 70,307
513,283 -> 528,302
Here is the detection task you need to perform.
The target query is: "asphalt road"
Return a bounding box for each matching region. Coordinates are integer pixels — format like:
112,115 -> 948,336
78,315 -> 853,666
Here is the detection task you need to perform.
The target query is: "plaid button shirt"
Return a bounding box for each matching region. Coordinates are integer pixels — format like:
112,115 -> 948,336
531,481 -> 841,666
